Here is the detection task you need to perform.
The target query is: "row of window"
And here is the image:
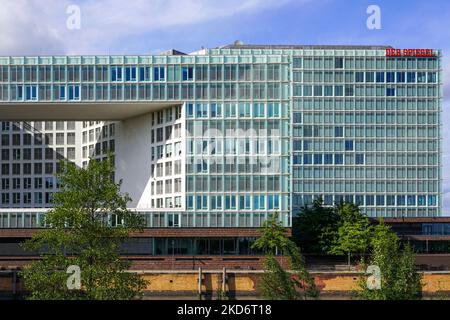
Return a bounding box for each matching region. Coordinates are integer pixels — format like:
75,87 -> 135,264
0,162 -> 70,175
1,177 -> 58,190
186,102 -> 287,119
294,181 -> 439,193
150,196 -> 183,209
293,98 -> 439,111
294,167 -> 439,179
1,133 -> 76,146
293,153 -> 439,166
295,71 -> 438,84
186,194 -> 282,211
1,121 -> 76,132
0,64 -> 287,83
1,192 -> 53,205
295,141 -> 439,153
293,85 -> 438,97
295,126 -> 439,138
0,83 -> 290,101
293,194 -> 438,207
82,140 -> 115,158
296,112 -> 439,125
1,147 -> 76,161
185,175 -> 283,193
293,56 -> 439,70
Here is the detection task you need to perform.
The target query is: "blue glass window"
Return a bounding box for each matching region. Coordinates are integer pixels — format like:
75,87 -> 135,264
59,86 -> 66,100
386,88 -> 396,96
334,85 -> 343,96
182,66 -> 194,81
397,196 -> 406,206
154,66 -> 165,81
293,113 -> 302,123
293,141 -> 302,151
407,72 -> 416,83
428,72 -> 437,83
376,195 -> 385,206
428,195 -> 437,206
324,154 -> 333,164
335,126 -> 344,137
25,86 -> 37,101
303,154 -> 312,165
125,66 -> 137,82
366,195 -> 374,206
386,196 -> 395,206
187,103 -> 194,118
417,195 -> 426,206
355,195 -> 364,205
68,85 -> 80,101
324,195 -> 333,206
345,140 -> 354,151
386,72 -> 395,83
334,57 -> 344,68
365,72 -> 374,82
396,72 -> 406,83
187,196 -> 194,209
313,154 -> 322,164
303,140 -> 311,151
111,66 -> 122,82
293,155 -> 302,165
417,72 -> 426,83
355,72 -> 364,82
334,154 -> 343,165
355,154 -> 364,165
324,85 -> 333,96
376,72 -> 385,83
407,195 -> 416,206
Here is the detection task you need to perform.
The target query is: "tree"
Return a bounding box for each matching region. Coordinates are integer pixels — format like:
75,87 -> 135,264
252,214 -> 318,300
292,199 -> 339,254
21,158 -> 147,300
329,203 -> 371,267
359,220 -> 422,300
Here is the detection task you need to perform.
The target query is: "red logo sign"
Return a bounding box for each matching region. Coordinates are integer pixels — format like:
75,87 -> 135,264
386,48 -> 435,57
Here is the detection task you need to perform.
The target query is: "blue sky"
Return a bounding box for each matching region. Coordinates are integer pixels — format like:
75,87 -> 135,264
0,0 -> 449,213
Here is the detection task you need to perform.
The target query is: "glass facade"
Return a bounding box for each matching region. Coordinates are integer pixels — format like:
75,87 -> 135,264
0,45 -> 443,229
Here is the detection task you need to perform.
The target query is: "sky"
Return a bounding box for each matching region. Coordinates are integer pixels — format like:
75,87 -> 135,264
0,0 -> 449,213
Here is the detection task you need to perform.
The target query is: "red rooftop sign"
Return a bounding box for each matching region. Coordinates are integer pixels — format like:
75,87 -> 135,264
386,48 -> 435,57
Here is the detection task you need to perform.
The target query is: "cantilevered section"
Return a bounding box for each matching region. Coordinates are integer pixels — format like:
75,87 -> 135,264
0,102 -> 182,121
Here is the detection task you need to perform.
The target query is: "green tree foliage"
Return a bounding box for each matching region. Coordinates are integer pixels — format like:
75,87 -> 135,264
359,221 -> 422,300
252,214 -> 318,300
293,199 -> 339,254
21,158 -> 147,300
329,203 -> 372,267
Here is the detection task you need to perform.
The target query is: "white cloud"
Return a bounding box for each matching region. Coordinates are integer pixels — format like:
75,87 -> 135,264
0,0 -> 294,55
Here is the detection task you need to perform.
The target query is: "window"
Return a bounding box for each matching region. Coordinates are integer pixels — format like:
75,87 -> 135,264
68,85 -> 80,101
335,57 -> 344,69
355,154 -> 364,165
376,72 -> 385,83
386,88 -> 396,97
182,66 -> 194,81
386,72 -> 395,83
397,72 -> 406,83
345,140 -> 354,151
154,66 -> 165,81
111,66 -> 123,82
125,66 -> 137,82
25,86 -> 37,101
335,126 -> 344,137
355,72 -> 364,82
334,154 -> 344,164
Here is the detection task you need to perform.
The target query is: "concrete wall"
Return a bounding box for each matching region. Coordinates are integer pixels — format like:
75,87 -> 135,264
116,113 -> 153,209
2,270 -> 450,299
